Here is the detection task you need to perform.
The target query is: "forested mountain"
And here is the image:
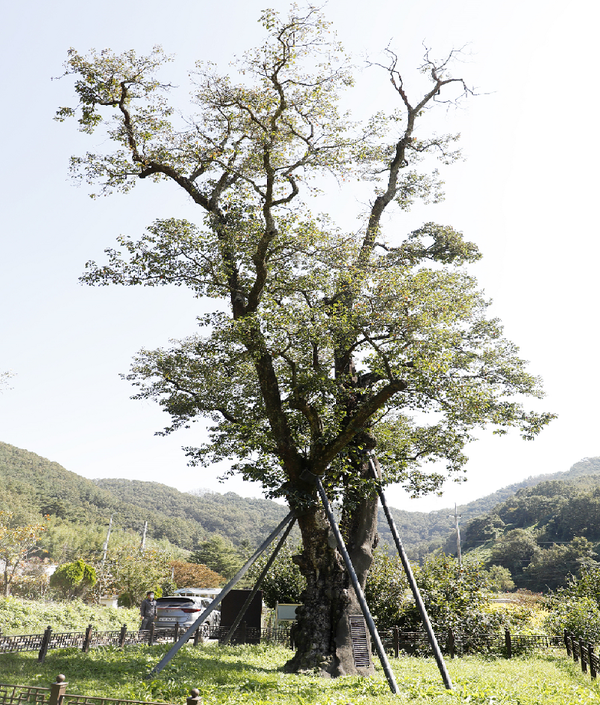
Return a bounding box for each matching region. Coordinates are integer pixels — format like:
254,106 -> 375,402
0,442 -> 286,556
461,471 -> 600,551
3,440 -> 600,575
94,478 -> 288,547
439,461 -> 600,591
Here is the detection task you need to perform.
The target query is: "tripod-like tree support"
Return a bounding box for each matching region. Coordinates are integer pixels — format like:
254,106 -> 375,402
148,463 -> 451,694
147,512 -> 295,678
368,453 -> 453,691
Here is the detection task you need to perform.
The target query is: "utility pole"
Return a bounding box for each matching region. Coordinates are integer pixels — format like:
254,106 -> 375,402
102,515 -> 113,563
140,521 -> 148,551
447,504 -> 462,566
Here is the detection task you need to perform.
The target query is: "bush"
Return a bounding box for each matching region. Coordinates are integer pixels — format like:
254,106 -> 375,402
377,553 -> 511,651
487,565 -> 516,592
4,560 -> 50,600
364,551 -> 408,630
543,595 -> 600,642
50,559 -> 96,599
91,544 -> 175,606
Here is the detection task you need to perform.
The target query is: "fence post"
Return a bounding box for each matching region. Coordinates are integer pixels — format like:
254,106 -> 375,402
193,626 -> 202,647
119,624 -> 127,648
149,622 -> 155,646
504,628 -> 512,659
38,626 -> 52,663
564,630 -> 571,657
186,688 -> 201,705
174,623 -> 180,644
579,638 -> 587,674
48,674 -> 67,705
393,627 -> 400,659
589,643 -> 597,680
82,624 -> 93,653
446,629 -> 455,659
572,634 -> 579,663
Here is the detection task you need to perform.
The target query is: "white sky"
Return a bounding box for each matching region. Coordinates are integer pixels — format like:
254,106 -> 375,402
1,0 -> 599,514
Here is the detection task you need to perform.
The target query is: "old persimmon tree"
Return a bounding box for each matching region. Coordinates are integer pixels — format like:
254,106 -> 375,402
57,6 -> 553,676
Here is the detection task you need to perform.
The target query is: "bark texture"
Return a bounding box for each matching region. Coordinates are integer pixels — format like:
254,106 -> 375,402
285,464 -> 379,677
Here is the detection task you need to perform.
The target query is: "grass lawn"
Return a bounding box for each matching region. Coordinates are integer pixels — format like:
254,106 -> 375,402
0,597 -> 140,634
0,643 -> 599,704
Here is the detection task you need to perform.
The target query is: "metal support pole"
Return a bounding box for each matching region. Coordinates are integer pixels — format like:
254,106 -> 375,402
222,518 -> 296,646
147,511 -> 295,678
368,454 -> 453,691
314,476 -> 399,696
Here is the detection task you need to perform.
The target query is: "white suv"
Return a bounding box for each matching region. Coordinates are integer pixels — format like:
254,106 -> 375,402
155,588 -> 221,633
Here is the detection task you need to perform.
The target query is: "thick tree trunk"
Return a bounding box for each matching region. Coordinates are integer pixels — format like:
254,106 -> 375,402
284,467 -> 379,677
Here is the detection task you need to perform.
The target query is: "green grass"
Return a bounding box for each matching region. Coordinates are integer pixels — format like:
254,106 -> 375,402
1,644 -> 600,704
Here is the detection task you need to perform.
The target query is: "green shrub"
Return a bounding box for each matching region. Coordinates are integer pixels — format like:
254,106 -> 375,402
246,542 -> 305,608
50,559 -> 96,599
398,555 -> 504,636
364,550 -> 408,630
487,565 -> 516,592
544,595 -> 600,642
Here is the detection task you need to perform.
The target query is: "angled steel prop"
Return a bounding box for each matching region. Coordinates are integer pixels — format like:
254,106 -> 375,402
311,474 -> 399,696
147,511 -> 295,678
368,452 -> 453,691
221,517 -> 297,645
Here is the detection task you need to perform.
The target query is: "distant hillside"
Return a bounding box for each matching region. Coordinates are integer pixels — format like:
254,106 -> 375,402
0,442 -> 286,554
437,463 -> 600,592
3,440 -> 600,565
380,457 -> 600,559
94,478 -> 288,547
460,471 -> 600,551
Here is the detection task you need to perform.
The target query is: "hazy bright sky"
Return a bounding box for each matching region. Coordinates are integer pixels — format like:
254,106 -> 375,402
1,0 -> 598,515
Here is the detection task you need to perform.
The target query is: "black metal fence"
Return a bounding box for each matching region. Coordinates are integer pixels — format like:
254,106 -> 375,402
0,674 -> 201,705
380,628 -> 564,659
205,624 -> 291,645
0,622 -> 574,664
564,632 -> 600,682
0,623 -> 293,662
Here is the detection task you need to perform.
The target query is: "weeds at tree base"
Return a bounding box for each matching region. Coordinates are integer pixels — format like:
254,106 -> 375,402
0,644 -> 599,704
